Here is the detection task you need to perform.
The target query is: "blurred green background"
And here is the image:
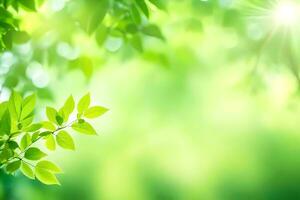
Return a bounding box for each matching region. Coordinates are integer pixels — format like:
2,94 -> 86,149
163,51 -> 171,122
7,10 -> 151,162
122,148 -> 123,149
2,0 -> 300,199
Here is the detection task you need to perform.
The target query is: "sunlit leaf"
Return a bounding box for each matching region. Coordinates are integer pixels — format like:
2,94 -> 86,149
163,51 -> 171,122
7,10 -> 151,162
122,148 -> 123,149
72,121 -> 97,135
35,160 -> 62,185
56,131 -> 75,150
77,93 -> 90,113
21,162 -> 34,179
21,94 -> 36,120
45,134 -> 56,151
84,106 -> 108,119
20,133 -> 31,150
24,147 -> 47,160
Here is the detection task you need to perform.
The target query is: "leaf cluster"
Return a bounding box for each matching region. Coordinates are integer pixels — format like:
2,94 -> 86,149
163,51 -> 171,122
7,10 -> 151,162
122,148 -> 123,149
0,91 -> 107,185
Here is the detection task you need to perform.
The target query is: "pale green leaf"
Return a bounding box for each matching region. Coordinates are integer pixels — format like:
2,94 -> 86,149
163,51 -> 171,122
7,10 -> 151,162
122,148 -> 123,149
21,162 -> 34,179
72,121 -> 97,135
23,123 -> 42,132
21,94 -> 36,120
20,133 -> 31,150
36,160 -> 62,174
8,91 -> 22,120
84,106 -> 108,118
35,168 -> 60,185
46,107 -> 57,124
56,131 -> 75,150
77,93 -> 90,113
45,134 -> 56,151
60,95 -> 75,122
41,121 -> 56,131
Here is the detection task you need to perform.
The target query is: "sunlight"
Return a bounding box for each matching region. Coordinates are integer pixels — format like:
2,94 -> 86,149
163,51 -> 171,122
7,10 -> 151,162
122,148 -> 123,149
273,1 -> 299,26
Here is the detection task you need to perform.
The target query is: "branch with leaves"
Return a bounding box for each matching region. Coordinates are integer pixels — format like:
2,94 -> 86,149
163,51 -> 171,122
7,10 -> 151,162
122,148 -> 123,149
0,91 -> 108,185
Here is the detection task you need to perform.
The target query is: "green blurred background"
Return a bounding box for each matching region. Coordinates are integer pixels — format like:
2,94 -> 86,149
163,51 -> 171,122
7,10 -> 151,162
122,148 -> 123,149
2,0 -> 300,199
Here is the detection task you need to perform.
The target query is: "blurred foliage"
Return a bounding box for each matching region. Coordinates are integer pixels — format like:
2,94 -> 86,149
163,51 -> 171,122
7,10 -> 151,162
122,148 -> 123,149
0,0 -> 166,98
0,0 -> 300,199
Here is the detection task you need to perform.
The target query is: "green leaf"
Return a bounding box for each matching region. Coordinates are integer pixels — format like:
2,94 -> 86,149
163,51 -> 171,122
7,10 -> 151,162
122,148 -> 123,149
135,0 -> 149,18
0,102 -> 8,118
148,0 -> 167,10
6,160 -> 21,173
0,149 -> 13,162
72,121 -> 97,135
130,5 -> 142,24
60,95 -> 75,122
20,133 -> 31,150
84,106 -> 108,118
21,162 -> 34,179
41,121 -> 56,131
55,115 -> 64,126
35,160 -> 62,185
35,167 -> 60,185
12,31 -> 30,44
39,131 -> 52,137
20,115 -> 34,129
142,24 -> 165,40
3,30 -> 13,50
45,134 -> 56,151
21,93 -> 36,120
77,93 -> 90,113
8,141 -> 19,150
0,109 -> 11,135
18,0 -> 36,11
24,147 -> 47,160
129,34 -> 143,52
0,7 -> 13,18
46,107 -> 57,123
36,160 -> 62,173
56,131 -> 75,150
95,25 -> 108,46
87,0 -> 109,34
8,91 -> 22,120
31,131 -> 40,142
23,123 -> 42,132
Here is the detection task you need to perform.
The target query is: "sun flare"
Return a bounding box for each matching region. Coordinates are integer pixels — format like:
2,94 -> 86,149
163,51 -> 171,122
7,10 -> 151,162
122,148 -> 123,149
273,1 -> 299,26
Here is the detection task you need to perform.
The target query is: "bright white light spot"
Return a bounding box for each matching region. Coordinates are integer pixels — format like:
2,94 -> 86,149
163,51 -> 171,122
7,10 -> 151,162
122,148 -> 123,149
26,62 -> 49,88
57,42 -> 80,60
0,52 -> 16,69
105,37 -> 123,52
0,87 -> 11,102
273,1 -> 299,26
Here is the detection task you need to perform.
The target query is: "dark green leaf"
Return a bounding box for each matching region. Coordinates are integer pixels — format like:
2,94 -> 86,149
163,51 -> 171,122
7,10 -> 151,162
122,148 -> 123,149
6,160 -> 21,173
18,0 -> 36,11
135,0 -> 149,18
142,24 -> 165,40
